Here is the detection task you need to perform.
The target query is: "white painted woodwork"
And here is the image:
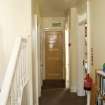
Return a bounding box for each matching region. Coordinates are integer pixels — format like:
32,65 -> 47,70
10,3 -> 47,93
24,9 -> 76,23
77,20 -> 85,96
78,13 -> 87,25
32,14 -> 41,105
87,0 -> 91,105
0,37 -> 30,105
65,16 -> 70,89
70,8 -> 78,92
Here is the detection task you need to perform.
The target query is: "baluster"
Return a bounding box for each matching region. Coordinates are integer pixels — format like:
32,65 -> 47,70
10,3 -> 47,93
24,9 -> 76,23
22,43 -> 25,88
6,39 -> 28,105
18,50 -> 22,105
26,44 -> 29,82
23,43 -> 27,85
22,43 -> 25,86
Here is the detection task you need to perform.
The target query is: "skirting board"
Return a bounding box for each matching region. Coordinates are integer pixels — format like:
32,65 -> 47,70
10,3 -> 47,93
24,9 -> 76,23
70,86 -> 77,93
77,90 -> 85,96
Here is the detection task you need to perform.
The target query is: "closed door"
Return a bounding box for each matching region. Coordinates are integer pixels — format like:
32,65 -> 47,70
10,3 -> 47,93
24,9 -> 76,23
45,31 -> 64,80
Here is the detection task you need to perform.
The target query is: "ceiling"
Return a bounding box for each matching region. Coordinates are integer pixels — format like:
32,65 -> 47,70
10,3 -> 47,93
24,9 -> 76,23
39,0 -> 78,17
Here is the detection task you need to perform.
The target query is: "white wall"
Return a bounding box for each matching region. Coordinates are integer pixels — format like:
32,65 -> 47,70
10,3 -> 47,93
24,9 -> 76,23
76,0 -> 87,96
0,0 -> 32,84
77,22 -> 86,96
90,0 -> 105,71
0,0 -> 33,105
65,12 -> 71,89
70,8 -> 78,92
31,0 -> 43,104
77,0 -> 87,15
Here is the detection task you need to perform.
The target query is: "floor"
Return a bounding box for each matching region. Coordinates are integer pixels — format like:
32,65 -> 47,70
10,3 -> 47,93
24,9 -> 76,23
39,88 -> 86,105
42,80 -> 65,89
39,80 -> 86,105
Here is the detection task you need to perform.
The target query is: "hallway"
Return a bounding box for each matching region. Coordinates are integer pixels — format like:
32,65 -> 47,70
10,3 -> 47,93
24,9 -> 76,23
39,0 -> 87,105
1,0 -> 105,105
39,88 -> 86,105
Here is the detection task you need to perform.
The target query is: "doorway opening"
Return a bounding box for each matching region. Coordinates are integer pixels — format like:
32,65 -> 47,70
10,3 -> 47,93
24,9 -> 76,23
39,28 -> 86,105
42,30 -> 66,89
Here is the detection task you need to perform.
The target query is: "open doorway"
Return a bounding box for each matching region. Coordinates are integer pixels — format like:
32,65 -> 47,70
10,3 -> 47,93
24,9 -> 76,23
42,30 -> 65,89
39,15 -> 87,105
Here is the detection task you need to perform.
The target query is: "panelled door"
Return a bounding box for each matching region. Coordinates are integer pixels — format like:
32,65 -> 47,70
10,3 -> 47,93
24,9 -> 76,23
45,31 -> 64,80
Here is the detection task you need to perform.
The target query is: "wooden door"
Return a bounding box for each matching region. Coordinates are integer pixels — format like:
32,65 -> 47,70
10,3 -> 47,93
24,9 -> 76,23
45,31 -> 64,80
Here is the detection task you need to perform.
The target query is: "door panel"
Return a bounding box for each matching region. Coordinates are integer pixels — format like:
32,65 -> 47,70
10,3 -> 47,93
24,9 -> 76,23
45,31 -> 63,80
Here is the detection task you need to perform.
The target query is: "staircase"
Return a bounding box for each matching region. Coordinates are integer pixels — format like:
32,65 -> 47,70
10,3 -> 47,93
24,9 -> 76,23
0,37 -> 33,105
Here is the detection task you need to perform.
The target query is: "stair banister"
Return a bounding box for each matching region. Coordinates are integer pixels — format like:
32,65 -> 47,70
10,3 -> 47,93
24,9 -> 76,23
0,37 -> 28,105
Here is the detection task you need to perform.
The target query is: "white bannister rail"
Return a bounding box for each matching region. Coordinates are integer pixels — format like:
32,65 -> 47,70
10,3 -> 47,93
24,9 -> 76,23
0,37 -> 29,105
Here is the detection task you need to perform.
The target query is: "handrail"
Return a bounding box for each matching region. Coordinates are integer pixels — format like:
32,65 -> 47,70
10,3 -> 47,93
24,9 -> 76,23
0,37 -> 27,105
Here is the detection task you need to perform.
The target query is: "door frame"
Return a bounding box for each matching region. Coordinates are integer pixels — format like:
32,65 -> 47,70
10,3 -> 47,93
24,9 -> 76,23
77,13 -> 87,96
32,14 -> 41,105
65,18 -> 71,89
42,29 -> 65,81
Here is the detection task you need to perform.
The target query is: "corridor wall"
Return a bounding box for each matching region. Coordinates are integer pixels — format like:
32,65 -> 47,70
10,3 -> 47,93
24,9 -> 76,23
70,8 -> 78,92
0,0 -> 32,89
0,0 -> 33,105
90,0 -> 105,79
32,0 -> 42,105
